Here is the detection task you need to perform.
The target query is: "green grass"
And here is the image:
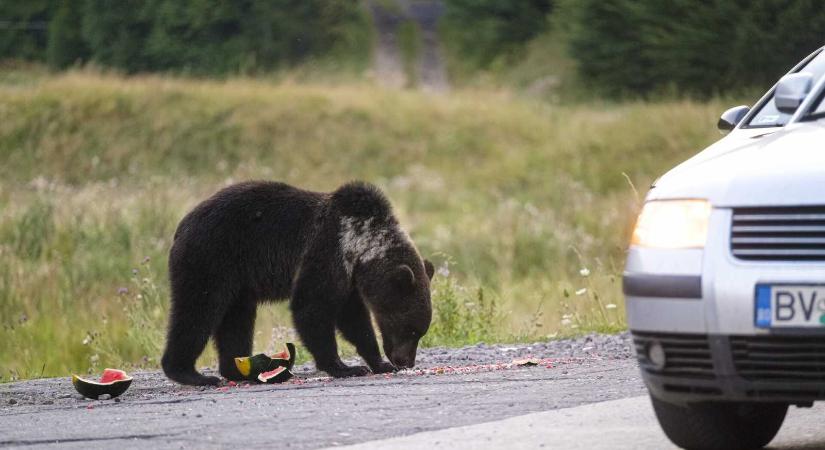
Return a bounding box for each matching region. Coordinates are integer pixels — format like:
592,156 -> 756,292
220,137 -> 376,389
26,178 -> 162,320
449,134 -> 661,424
0,68 -> 731,381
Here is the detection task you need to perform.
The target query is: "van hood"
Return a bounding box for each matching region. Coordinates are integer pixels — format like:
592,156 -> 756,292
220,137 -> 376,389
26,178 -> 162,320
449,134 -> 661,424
649,120 -> 825,207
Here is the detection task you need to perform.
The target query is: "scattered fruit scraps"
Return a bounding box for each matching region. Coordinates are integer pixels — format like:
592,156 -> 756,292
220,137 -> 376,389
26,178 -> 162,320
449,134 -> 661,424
206,356 -> 602,389
400,358 -> 550,376
283,356 -> 597,384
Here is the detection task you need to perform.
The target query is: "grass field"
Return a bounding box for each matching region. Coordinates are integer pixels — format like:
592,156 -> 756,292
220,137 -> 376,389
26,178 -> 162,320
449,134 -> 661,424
0,67 -> 731,381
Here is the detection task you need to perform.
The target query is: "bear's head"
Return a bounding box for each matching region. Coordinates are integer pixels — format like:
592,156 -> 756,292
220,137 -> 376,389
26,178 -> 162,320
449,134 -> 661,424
332,181 -> 436,369
357,256 -> 435,369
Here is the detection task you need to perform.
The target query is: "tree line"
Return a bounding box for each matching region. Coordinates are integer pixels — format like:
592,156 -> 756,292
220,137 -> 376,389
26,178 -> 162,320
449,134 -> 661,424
0,0 -> 366,74
3,0 -> 823,96
563,0 -> 825,96
442,0 -> 825,96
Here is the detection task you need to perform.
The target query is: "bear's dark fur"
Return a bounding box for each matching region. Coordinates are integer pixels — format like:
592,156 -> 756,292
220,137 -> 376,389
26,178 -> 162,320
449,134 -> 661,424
161,181 -> 434,386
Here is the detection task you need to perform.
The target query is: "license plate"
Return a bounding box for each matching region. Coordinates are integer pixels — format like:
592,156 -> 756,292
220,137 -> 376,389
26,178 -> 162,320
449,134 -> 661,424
755,284 -> 825,328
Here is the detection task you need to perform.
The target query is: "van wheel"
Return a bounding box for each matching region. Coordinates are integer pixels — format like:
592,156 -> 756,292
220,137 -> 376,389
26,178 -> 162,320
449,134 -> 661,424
650,395 -> 787,450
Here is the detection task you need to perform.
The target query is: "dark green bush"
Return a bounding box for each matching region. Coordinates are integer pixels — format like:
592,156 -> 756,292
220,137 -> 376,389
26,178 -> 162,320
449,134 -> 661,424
80,0 -> 152,73
2,0 -> 368,74
0,0 -> 53,62
563,0 -> 825,96
47,1 -> 89,69
441,0 -> 553,71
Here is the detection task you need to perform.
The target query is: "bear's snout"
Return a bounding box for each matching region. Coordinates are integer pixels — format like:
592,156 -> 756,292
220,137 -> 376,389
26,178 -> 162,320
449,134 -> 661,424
390,354 -> 415,369
388,340 -> 418,369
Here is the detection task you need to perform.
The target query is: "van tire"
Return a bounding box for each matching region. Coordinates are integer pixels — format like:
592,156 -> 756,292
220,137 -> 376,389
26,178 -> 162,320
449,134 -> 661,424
650,395 -> 787,450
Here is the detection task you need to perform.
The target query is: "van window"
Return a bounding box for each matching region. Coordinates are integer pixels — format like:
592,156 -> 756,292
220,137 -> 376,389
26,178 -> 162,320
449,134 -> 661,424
746,50 -> 825,128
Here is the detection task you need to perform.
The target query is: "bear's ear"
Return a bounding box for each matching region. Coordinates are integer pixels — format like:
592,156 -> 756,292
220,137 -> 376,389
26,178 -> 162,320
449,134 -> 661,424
392,264 -> 416,291
424,259 -> 435,281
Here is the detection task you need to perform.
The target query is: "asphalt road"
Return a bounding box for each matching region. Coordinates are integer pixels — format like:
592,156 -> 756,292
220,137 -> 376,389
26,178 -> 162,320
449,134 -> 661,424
2,335 -> 822,449
0,337 -> 644,449
343,396 -> 825,450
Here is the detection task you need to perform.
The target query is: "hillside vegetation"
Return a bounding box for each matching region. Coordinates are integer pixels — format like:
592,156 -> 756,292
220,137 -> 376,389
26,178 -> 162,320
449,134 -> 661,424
0,69 -> 731,380
439,0 -> 824,98
0,0 -> 370,74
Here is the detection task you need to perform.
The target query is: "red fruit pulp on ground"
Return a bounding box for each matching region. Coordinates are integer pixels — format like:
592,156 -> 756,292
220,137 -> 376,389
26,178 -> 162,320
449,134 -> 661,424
99,369 -> 128,383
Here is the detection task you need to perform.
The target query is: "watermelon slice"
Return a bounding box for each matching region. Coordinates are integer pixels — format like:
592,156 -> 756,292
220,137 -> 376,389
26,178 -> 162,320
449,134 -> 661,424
234,342 -> 296,381
257,366 -> 293,384
72,368 -> 133,400
272,342 -> 297,369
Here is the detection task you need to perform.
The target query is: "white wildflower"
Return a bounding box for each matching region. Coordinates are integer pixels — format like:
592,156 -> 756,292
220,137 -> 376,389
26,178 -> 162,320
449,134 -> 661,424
575,288 -> 587,296
579,268 -> 590,277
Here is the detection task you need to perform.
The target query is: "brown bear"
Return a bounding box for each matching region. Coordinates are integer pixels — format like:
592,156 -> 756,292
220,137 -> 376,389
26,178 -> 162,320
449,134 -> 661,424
161,180 -> 434,385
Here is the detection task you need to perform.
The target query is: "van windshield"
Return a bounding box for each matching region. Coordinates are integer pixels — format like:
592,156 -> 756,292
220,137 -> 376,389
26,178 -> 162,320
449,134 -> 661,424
746,50 -> 825,128
804,84 -> 825,119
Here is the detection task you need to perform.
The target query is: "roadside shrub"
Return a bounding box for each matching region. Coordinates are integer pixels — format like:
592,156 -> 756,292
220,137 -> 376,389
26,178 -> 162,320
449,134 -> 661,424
422,264 -> 501,346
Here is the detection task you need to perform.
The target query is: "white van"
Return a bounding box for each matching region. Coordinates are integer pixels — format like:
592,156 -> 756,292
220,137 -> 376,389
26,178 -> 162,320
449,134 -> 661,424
625,46 -> 825,449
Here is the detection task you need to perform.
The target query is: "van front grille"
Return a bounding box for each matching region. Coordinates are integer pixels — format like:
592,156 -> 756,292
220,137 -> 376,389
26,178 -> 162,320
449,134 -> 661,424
731,335 -> 825,383
632,332 -> 715,379
731,206 -> 825,261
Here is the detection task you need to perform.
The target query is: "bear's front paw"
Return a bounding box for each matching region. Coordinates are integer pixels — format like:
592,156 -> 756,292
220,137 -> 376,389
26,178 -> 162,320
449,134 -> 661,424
326,365 -> 371,378
370,361 -> 397,374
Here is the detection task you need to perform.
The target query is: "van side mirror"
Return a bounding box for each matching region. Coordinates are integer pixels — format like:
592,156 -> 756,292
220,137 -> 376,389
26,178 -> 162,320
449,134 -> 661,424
717,105 -> 750,133
775,72 -> 814,113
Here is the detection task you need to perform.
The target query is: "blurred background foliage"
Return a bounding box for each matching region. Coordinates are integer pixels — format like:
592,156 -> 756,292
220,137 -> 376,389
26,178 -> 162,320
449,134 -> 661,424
561,0 -> 825,96
1,0 -> 370,74
439,0 -> 553,77
3,0 -> 825,95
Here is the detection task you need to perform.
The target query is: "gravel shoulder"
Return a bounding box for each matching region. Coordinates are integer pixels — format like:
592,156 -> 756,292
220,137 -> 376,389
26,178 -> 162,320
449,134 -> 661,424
0,333 -> 644,449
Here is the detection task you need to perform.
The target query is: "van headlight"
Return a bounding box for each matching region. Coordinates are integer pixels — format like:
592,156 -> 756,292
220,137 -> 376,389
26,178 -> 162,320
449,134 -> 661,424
631,200 -> 711,249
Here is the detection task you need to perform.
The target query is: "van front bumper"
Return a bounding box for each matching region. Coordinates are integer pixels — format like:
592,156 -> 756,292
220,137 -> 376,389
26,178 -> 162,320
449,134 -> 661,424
633,331 -> 825,404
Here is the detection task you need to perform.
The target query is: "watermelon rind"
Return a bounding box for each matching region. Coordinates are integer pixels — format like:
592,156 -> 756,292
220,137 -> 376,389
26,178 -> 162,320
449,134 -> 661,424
272,342 -> 296,370
234,353 -> 272,379
71,370 -> 133,400
257,366 -> 293,384
234,342 -> 297,381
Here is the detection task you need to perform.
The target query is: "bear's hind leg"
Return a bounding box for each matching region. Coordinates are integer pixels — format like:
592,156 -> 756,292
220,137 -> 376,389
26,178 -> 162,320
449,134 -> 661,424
161,297 -> 222,386
215,299 -> 257,381
337,292 -> 396,374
